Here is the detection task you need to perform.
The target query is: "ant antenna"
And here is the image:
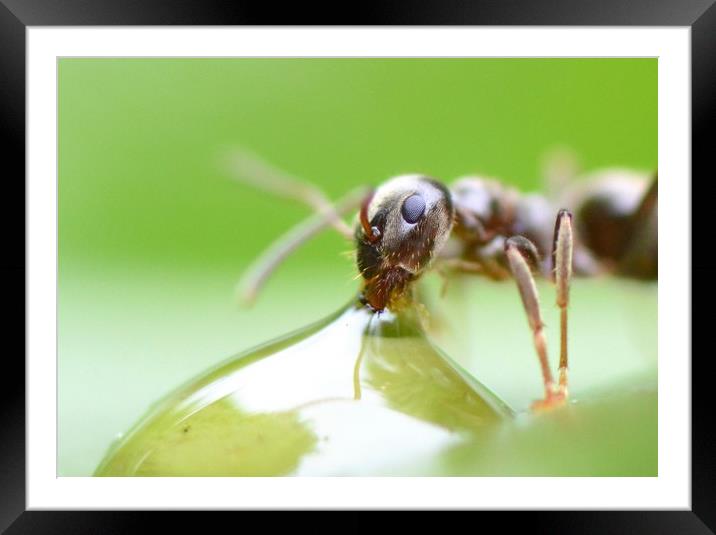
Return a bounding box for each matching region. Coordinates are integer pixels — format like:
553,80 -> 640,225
236,187 -> 366,305
226,148 -> 354,239
224,148 -> 370,304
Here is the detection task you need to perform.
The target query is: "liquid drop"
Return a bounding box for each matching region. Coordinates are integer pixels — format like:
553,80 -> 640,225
95,299 -> 512,476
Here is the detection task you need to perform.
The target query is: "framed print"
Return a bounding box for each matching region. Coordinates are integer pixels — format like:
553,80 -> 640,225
1,0 -> 710,531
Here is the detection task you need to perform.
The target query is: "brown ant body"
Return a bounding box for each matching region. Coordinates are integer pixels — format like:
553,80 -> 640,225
228,151 -> 657,412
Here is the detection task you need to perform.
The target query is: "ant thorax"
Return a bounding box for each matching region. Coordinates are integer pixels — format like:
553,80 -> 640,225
450,177 -> 520,244
355,174 -> 454,311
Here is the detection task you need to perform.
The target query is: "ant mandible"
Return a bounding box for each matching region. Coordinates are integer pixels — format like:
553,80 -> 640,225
228,150 -> 658,413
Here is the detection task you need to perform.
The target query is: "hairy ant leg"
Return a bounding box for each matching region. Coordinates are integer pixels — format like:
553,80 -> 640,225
552,209 -> 574,397
542,147 -> 580,200
504,236 -> 566,411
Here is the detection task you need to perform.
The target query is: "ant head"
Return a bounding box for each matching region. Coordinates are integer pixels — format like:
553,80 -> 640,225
355,175 -> 454,311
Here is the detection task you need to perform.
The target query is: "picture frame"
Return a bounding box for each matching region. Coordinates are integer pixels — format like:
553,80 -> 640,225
1,0 -> 707,530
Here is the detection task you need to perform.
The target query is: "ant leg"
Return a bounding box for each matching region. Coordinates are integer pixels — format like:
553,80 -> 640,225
435,258 -> 485,275
433,258 -> 485,297
542,147 -> 579,200
504,236 -> 566,411
552,209 -> 574,397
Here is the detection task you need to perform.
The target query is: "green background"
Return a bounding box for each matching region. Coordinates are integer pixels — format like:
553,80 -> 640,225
59,58 -> 657,476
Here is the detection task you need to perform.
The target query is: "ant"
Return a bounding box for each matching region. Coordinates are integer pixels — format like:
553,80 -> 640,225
227,150 -> 657,412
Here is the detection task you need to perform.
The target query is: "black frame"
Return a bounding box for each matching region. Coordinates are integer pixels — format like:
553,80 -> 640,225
0,1 -> 708,531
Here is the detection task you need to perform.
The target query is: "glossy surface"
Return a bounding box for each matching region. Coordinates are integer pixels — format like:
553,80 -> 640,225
95,300 -> 511,476
95,280 -> 657,476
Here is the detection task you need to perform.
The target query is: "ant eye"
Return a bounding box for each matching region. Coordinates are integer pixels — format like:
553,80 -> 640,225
401,194 -> 426,224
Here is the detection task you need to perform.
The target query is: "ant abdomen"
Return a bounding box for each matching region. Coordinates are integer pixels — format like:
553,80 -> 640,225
449,171 -> 657,281
561,170 -> 657,280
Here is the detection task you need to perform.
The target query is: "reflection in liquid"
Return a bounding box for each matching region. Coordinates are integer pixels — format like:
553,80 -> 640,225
95,299 -> 512,476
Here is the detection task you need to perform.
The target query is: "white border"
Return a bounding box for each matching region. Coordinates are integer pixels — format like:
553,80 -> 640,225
28,27 -> 691,509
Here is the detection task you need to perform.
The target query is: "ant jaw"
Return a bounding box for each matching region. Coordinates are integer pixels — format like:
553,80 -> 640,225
359,293 -> 384,314
360,267 -> 417,313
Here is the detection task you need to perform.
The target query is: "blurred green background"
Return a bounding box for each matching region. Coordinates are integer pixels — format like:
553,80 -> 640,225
59,58 -> 657,476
